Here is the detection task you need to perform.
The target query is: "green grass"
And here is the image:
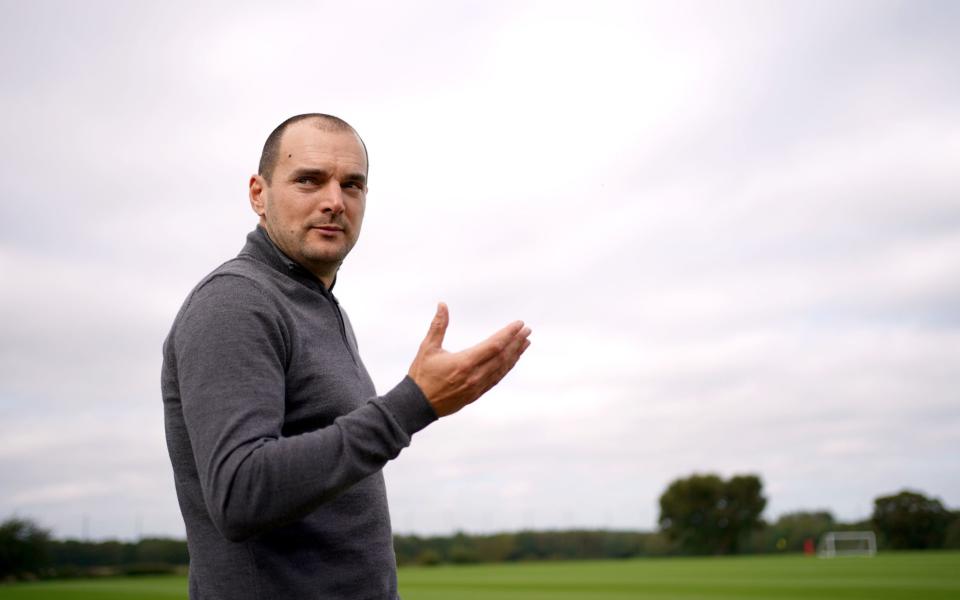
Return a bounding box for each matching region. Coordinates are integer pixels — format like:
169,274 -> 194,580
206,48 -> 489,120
1,552 -> 957,599
0,576 -> 186,599
400,552 -> 960,599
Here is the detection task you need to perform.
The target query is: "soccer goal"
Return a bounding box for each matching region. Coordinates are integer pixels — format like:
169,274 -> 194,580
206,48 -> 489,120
817,531 -> 877,558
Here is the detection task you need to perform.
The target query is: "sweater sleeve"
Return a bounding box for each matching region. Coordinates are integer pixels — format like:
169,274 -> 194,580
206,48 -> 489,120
172,274 -> 437,542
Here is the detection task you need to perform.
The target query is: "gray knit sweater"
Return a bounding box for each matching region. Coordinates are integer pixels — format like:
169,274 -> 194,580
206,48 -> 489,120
161,227 -> 437,599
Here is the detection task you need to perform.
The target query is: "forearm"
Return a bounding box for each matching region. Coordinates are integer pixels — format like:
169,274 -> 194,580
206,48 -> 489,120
203,377 -> 434,541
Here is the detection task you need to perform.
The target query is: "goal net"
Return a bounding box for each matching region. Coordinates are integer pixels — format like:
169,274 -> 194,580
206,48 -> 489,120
817,531 -> 877,558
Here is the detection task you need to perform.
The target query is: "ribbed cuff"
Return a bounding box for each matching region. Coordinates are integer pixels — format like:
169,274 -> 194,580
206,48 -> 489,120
382,375 -> 438,436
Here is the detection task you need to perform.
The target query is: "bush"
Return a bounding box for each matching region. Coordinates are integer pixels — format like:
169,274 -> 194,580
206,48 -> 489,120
122,562 -> 178,576
416,549 -> 442,566
943,515 -> 960,549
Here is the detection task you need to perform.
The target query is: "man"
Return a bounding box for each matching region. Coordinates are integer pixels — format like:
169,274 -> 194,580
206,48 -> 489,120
161,114 -> 531,599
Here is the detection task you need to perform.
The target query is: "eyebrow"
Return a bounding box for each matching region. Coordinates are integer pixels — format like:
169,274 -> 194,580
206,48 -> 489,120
343,172 -> 367,186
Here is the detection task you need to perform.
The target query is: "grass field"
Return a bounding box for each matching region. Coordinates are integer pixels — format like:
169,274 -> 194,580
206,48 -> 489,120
0,552 -> 957,599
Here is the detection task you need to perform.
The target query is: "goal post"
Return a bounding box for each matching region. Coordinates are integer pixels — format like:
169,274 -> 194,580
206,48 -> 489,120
817,531 -> 877,558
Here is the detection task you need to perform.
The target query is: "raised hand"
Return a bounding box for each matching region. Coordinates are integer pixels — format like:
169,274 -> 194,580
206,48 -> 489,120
407,303 -> 532,417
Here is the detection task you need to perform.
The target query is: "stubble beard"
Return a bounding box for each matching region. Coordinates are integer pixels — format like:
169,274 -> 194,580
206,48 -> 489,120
263,219 -> 352,279
299,230 -> 356,274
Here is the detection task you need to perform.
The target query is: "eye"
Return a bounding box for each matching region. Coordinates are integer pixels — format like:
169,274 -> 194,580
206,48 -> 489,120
296,176 -> 315,185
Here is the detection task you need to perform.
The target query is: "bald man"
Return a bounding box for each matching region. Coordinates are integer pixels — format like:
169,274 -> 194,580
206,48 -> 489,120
161,114 -> 531,599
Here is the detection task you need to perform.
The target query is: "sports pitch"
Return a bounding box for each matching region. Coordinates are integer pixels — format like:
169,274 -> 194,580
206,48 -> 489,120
0,551 -> 956,599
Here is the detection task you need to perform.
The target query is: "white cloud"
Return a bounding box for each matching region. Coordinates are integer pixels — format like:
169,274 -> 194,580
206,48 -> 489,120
1,0 -> 959,539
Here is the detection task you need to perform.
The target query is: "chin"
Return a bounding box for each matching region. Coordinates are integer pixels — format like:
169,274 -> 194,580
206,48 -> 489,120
303,246 -> 349,265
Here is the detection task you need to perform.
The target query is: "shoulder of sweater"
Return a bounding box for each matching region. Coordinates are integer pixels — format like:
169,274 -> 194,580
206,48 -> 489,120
180,256 -> 287,316
196,255 -> 285,295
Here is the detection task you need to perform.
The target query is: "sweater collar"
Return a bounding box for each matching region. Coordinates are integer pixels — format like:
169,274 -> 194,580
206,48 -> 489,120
240,226 -> 337,292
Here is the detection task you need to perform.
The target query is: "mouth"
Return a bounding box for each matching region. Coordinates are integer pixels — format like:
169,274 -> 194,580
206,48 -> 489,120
310,224 -> 344,234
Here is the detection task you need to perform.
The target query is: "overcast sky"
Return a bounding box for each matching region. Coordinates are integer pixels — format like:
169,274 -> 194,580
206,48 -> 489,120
1,0 -> 958,540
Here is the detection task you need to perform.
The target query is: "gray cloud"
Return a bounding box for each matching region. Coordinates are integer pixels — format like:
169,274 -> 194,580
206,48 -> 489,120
1,0 -> 958,538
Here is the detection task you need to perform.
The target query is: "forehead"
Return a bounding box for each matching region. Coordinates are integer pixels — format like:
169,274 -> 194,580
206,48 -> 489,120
276,121 -> 368,174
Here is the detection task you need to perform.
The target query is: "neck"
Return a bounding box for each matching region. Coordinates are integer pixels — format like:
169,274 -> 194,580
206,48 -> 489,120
314,269 -> 337,290
298,257 -> 339,290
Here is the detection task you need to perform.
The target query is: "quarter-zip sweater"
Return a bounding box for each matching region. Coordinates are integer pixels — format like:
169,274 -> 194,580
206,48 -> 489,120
161,227 -> 437,599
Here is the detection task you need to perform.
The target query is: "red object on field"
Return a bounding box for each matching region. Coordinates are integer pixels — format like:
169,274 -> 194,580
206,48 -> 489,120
803,538 -> 815,556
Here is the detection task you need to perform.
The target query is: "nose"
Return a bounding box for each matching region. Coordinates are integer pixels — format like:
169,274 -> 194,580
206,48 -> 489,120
318,181 -> 345,214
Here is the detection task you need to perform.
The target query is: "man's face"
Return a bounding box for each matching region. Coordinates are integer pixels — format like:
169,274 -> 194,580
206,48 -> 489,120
249,121 -> 368,284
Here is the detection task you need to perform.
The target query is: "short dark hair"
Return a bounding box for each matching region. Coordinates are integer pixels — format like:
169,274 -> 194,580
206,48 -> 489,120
257,113 -> 368,183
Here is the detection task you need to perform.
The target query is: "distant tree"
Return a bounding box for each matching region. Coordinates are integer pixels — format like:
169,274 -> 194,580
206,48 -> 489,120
768,511 -> 835,553
415,548 -> 441,566
135,537 -> 190,565
872,490 -> 952,549
448,531 -> 478,564
0,517 -> 51,579
473,533 -> 516,563
658,473 -> 767,555
943,513 -> 960,549
395,529 -> 663,565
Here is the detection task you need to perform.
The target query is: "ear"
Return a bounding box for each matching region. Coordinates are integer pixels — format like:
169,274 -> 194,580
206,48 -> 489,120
249,174 -> 268,220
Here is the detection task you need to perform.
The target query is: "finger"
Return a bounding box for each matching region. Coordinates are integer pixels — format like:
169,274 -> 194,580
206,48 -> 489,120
463,321 -> 527,365
420,302 -> 449,350
502,333 -> 531,370
502,332 -> 531,369
478,338 -> 530,396
487,324 -> 531,364
473,329 -> 531,390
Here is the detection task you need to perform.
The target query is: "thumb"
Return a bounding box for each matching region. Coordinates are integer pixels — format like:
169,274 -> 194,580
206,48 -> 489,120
422,302 -> 449,350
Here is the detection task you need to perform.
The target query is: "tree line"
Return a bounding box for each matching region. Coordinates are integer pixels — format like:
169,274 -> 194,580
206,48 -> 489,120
393,482 -> 959,565
3,476 -> 958,580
